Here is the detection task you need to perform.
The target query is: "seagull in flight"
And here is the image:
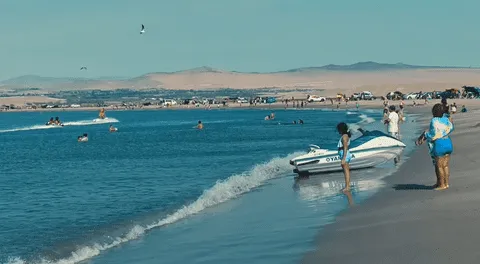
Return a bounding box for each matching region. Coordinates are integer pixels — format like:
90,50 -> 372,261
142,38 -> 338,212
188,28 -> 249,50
140,24 -> 145,34
80,67 -> 87,70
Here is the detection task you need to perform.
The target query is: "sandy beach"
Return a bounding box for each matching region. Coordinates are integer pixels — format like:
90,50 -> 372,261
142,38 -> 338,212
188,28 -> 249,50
1,98 -> 479,114
302,105 -> 480,263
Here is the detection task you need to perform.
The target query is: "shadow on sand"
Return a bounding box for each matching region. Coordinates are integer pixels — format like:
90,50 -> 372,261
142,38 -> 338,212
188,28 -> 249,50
393,184 -> 435,190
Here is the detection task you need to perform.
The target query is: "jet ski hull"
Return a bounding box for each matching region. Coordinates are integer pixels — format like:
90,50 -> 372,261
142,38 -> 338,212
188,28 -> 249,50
291,147 -> 404,175
290,130 -> 406,175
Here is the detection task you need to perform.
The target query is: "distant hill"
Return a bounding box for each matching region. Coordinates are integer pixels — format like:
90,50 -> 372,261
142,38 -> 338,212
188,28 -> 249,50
0,62 -> 475,91
282,61 -> 467,73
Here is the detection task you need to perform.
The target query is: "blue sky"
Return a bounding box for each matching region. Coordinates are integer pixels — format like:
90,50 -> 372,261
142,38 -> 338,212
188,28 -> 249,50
0,0 -> 479,80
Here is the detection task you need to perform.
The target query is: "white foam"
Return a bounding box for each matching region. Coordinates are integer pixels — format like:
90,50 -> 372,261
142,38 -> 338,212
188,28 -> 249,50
0,125 -> 63,133
63,118 -> 119,126
357,114 -> 376,124
0,118 -> 120,133
5,152 -> 302,264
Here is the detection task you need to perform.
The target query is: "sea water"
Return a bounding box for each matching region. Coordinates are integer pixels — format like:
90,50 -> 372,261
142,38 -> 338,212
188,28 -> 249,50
0,108 -> 420,264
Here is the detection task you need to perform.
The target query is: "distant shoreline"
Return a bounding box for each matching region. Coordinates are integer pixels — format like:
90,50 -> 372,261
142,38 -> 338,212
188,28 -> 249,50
2,98 -> 475,114
0,100 -> 399,114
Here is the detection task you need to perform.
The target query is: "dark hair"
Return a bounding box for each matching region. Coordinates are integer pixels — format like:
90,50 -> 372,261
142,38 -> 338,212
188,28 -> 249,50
198,121 -> 202,124
441,97 -> 447,105
389,105 -> 396,111
432,103 -> 446,118
337,122 -> 351,137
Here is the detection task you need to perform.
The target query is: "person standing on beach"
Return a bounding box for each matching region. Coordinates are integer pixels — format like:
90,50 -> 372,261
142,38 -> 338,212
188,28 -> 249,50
398,104 -> 406,123
337,122 -> 352,192
416,103 -> 454,190
441,98 -> 452,122
385,105 -> 400,139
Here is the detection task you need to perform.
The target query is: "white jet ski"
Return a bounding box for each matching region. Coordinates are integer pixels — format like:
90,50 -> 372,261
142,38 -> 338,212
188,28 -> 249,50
290,130 -> 406,176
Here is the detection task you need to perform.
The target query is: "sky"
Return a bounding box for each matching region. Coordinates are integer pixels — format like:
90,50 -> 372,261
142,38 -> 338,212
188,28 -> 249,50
1,0 -> 479,80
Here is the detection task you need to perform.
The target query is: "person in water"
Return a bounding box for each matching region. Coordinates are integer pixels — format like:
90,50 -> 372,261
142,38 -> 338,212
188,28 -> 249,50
197,121 -> 203,129
109,125 -> 117,132
78,133 -> 88,142
299,119 -> 304,124
99,108 -> 106,119
416,103 -> 454,190
46,117 -> 54,125
337,122 -> 352,192
54,117 -> 61,125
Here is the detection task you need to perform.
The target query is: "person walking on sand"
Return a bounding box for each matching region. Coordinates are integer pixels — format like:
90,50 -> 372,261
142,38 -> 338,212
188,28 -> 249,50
337,122 -> 353,192
416,103 -> 454,190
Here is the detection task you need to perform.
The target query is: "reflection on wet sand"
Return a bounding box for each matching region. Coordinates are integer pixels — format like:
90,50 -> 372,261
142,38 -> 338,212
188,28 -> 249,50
292,172 -> 387,206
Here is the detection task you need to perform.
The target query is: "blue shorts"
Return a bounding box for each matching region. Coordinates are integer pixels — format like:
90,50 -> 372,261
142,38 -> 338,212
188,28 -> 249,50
432,137 -> 453,157
428,138 -> 453,165
338,150 -> 352,163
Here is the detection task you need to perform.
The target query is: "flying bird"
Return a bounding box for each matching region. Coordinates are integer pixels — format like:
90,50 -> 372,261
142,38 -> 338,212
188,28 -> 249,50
140,24 -> 145,34
80,67 -> 87,70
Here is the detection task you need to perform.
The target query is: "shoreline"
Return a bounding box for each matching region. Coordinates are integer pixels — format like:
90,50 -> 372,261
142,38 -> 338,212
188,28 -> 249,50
0,98 -> 465,114
301,105 -> 479,263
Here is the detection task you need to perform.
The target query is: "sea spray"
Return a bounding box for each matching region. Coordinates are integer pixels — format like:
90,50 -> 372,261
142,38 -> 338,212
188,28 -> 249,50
0,118 -> 119,133
5,152 -> 302,264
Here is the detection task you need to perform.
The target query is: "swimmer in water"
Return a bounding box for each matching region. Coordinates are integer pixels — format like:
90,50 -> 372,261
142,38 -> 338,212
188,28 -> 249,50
299,119 -> 304,124
78,133 -> 88,142
46,117 -> 54,125
109,124 -> 117,132
197,121 -> 203,129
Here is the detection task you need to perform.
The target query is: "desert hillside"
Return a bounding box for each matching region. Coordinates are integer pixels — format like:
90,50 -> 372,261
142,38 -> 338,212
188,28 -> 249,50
1,62 -> 479,97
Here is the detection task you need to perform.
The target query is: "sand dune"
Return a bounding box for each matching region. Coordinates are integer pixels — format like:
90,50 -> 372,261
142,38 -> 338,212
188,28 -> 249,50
2,63 -> 480,97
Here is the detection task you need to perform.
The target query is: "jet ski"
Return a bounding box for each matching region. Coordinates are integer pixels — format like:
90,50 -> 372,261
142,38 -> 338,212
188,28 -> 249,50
290,130 -> 406,176
93,117 -> 110,123
45,122 -> 64,127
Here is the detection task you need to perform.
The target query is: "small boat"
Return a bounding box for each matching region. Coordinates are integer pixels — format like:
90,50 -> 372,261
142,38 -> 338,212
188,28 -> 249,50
290,130 -> 406,176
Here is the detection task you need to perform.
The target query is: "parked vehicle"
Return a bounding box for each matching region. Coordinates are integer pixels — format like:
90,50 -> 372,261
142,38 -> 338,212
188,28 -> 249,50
386,91 -> 404,100
360,91 -> 375,100
237,97 -> 248,103
440,88 -> 460,99
403,92 -> 418,100
462,86 -> 480,98
307,95 -> 326,102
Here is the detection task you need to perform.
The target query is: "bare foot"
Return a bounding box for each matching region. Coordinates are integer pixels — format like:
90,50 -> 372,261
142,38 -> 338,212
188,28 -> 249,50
434,185 -> 448,191
341,188 -> 350,193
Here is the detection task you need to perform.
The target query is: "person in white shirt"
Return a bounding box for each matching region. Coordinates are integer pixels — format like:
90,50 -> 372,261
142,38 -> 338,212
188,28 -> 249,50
386,105 -> 399,139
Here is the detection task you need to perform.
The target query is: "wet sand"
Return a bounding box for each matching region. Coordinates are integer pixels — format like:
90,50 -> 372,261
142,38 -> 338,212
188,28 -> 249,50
302,107 -> 480,263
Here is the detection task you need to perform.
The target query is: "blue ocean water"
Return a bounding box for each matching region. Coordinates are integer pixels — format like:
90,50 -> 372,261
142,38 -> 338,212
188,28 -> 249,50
0,108 -> 420,264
